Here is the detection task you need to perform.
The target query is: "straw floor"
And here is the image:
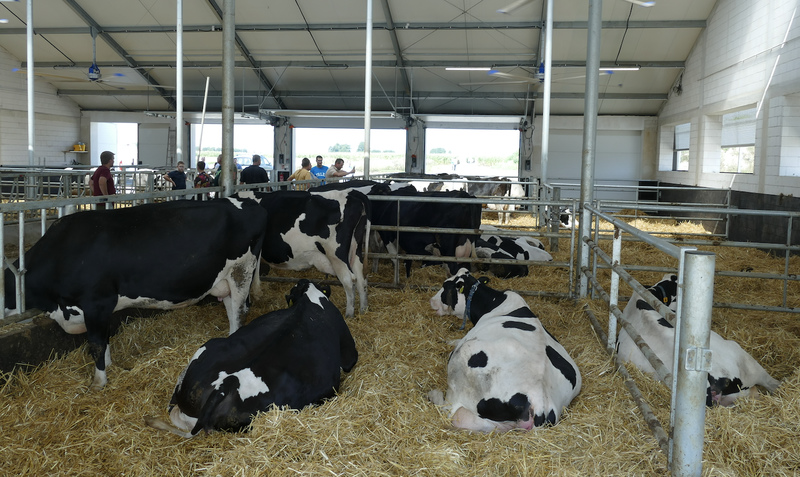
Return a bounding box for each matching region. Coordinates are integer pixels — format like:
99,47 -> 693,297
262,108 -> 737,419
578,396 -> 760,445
1,214 -> 798,476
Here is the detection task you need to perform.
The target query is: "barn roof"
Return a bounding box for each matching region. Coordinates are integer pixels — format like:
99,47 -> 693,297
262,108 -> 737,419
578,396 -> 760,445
0,0 -> 717,117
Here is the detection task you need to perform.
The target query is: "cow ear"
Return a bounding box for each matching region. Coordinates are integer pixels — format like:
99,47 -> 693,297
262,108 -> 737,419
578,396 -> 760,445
458,286 -> 465,294
663,296 -> 669,304
478,276 -> 490,285
285,295 -> 293,306
321,285 -> 331,297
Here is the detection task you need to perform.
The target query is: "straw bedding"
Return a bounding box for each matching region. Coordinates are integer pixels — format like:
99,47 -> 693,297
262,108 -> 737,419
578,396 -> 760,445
1,214 -> 798,476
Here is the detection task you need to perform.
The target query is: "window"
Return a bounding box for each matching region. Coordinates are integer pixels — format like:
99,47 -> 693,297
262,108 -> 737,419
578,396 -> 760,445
673,123 -> 690,171
720,108 -> 756,173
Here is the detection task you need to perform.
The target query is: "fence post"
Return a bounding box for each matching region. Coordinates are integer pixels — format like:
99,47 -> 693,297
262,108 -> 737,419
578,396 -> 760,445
671,250 -> 715,476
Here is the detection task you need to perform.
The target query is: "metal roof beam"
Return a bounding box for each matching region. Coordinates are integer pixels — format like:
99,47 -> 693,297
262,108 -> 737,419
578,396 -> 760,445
30,60 -> 685,69
56,88 -> 668,102
204,0 -> 286,109
0,20 -> 706,35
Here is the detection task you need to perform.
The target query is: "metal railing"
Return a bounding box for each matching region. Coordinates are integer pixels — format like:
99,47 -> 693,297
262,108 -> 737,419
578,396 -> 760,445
581,203 -> 713,476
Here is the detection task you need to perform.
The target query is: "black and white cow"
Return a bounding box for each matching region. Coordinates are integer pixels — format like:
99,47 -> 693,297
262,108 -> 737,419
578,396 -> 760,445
371,189 -> 481,277
236,189 -> 370,317
474,225 -> 553,278
145,279 -> 358,437
461,176 -> 525,225
428,268 -> 581,432
616,274 -> 781,406
3,198 -> 268,389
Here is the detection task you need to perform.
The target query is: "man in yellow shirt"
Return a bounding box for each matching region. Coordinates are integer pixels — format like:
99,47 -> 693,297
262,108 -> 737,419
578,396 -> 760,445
288,157 -> 313,190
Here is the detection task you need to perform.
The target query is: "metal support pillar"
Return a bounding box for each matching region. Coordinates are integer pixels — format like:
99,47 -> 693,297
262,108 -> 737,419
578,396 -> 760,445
671,251 -> 715,476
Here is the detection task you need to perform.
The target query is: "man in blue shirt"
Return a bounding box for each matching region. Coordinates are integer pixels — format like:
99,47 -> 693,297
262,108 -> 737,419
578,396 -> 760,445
310,155 -> 328,183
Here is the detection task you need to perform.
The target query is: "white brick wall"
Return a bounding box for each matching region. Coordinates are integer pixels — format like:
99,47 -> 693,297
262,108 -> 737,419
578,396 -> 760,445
0,46 -> 82,167
658,0 -> 800,197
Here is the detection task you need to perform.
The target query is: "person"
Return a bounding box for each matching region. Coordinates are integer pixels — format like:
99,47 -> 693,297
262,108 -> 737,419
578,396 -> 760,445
240,154 -> 269,185
325,158 -> 355,182
310,155 -> 328,182
164,161 -> 187,190
89,150 -> 116,209
212,154 -> 223,186
193,160 -> 213,199
288,157 -> 313,190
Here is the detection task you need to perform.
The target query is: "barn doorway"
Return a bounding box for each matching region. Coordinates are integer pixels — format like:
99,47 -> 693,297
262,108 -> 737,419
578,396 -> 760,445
425,128 -> 520,177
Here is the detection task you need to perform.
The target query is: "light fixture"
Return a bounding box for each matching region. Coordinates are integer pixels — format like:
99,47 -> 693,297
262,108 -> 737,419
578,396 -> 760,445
601,66 -> 640,71
445,67 -> 491,71
0,19 -> 8,23
263,109 -> 398,119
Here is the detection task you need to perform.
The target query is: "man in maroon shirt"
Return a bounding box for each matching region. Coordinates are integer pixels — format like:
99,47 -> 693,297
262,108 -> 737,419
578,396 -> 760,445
90,151 -> 116,209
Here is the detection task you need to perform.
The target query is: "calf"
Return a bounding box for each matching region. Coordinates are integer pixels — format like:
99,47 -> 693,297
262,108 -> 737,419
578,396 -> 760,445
3,198 -> 268,389
237,189 -> 370,317
616,274 -> 781,406
474,225 -> 553,278
428,268 -> 581,432
145,280 -> 358,437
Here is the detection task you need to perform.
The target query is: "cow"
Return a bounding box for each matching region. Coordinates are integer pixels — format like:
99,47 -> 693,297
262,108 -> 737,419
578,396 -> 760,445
235,189 -> 370,317
616,274 -> 781,406
145,279 -> 358,437
461,176 -> 526,225
3,198 -> 268,389
370,188 -> 481,277
474,225 -> 553,278
428,268 -> 581,432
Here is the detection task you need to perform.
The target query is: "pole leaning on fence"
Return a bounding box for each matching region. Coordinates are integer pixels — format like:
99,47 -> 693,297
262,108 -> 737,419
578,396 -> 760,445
671,250 -> 715,476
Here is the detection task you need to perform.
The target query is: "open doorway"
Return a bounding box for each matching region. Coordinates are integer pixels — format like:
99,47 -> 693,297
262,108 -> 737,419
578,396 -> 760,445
294,128 -> 406,174
425,128 -> 519,177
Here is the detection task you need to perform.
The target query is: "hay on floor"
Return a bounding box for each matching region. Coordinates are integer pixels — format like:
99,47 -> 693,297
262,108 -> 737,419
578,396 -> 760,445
1,214 -> 798,476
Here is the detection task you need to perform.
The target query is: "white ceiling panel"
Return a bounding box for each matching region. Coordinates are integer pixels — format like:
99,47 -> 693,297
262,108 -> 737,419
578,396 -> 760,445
0,0 -> 718,116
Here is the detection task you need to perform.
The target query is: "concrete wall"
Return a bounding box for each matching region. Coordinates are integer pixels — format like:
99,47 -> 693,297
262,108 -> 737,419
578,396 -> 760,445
0,46 -> 82,167
657,0 -> 800,198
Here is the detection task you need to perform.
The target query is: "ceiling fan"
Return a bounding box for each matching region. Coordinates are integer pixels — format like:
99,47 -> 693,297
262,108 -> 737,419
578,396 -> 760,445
459,63 -> 616,88
13,28 -> 169,90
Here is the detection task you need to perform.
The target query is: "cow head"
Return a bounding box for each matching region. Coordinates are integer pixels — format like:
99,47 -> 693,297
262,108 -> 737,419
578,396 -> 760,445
647,274 -> 678,311
429,268 -> 489,317
286,279 -> 331,308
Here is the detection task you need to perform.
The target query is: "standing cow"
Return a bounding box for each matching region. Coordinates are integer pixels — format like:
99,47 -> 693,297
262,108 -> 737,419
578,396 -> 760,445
371,189 -> 481,277
616,274 -> 781,406
3,198 -> 268,389
428,268 -> 581,432
145,279 -> 358,437
236,189 -> 370,317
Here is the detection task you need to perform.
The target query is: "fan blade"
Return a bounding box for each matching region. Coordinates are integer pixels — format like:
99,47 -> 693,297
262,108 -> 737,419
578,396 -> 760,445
622,0 -> 655,6
459,80 -> 531,86
488,70 -> 539,83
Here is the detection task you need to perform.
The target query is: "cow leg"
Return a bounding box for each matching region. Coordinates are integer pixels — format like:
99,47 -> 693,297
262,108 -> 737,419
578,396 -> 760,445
221,256 -> 260,333
86,327 -> 112,390
329,261 -> 356,317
